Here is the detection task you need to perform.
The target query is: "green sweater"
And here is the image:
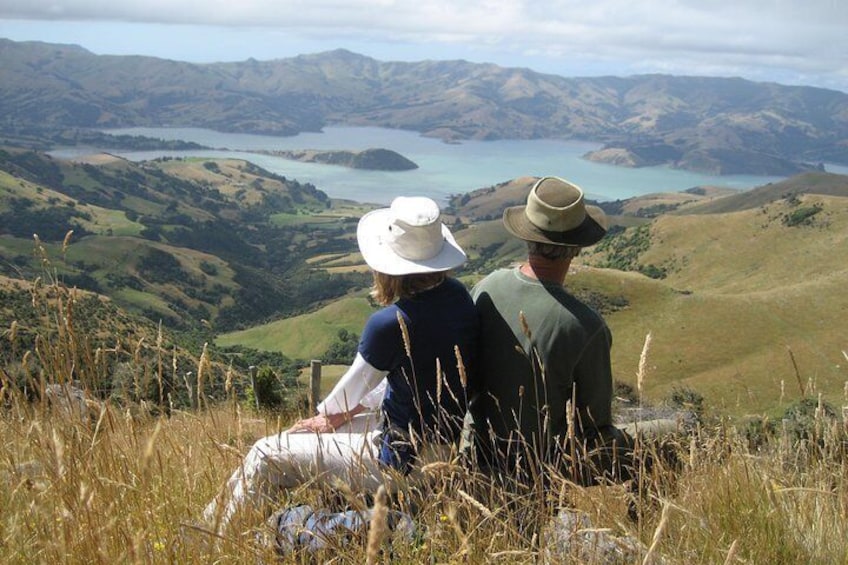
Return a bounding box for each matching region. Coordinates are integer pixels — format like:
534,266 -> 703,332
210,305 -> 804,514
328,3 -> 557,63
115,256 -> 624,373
470,267 -> 613,466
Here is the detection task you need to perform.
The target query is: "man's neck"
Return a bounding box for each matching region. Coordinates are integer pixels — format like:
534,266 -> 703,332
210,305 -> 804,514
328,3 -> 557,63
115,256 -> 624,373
519,256 -> 570,284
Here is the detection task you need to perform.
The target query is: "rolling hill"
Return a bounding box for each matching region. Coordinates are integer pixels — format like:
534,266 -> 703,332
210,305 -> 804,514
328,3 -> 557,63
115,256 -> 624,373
0,147 -> 370,332
3,141 -> 847,415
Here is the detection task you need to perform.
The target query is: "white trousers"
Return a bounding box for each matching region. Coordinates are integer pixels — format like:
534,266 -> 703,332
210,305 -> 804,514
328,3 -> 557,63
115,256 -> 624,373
203,412 -> 450,534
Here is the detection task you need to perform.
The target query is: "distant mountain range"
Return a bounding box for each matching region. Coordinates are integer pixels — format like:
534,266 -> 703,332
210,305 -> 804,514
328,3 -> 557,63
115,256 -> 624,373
2,38 -> 848,175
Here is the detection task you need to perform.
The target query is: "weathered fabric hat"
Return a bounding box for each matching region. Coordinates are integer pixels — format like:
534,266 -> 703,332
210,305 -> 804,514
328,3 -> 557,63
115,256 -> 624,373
357,196 -> 467,275
502,176 -> 608,246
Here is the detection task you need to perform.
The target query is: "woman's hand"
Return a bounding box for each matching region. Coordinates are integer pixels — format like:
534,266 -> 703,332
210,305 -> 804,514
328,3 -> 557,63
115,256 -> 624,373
287,412 -> 349,433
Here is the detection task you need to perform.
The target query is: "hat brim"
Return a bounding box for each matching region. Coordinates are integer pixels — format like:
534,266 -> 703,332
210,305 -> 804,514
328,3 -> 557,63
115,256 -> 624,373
356,208 -> 467,275
502,204 -> 608,247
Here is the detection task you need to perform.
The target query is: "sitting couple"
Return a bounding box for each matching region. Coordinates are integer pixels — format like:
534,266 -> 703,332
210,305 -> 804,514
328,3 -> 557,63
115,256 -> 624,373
204,177 -> 632,536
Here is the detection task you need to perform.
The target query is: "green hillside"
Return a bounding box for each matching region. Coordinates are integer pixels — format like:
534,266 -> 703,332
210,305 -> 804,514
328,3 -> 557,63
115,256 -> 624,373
0,147 -> 370,331
4,152 -> 847,416
581,190 -> 848,414
679,171 -> 848,214
217,295 -> 377,360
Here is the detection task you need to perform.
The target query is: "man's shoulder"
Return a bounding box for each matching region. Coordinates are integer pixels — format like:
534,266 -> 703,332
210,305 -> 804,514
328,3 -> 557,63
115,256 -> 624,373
473,268 -> 515,292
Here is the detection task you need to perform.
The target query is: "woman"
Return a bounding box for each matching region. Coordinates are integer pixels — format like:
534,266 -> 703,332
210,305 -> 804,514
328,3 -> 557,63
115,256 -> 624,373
204,196 -> 478,534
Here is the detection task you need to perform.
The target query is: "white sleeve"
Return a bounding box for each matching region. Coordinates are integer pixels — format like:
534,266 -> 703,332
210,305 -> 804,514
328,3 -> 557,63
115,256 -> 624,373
359,379 -> 387,410
316,352 -> 389,416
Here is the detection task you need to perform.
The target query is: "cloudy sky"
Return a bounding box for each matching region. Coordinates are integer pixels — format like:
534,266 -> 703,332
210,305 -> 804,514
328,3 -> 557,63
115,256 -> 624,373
2,0 -> 847,92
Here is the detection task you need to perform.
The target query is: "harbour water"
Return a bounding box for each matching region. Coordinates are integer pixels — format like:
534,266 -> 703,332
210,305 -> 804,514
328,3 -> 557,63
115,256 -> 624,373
66,126 -> 792,204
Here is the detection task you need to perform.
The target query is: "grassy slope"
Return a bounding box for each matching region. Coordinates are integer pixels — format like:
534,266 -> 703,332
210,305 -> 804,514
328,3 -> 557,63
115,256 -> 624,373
589,193 -> 848,415
1,151 -> 350,330
679,171 -> 848,214
298,364 -> 351,396
0,169 -> 144,237
216,294 -> 377,360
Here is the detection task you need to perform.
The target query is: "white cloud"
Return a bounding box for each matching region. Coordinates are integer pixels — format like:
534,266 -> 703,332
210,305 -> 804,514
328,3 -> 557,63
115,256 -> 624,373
1,0 -> 846,91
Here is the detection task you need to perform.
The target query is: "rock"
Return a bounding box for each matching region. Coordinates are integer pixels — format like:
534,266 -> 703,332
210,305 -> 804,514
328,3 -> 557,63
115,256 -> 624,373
42,382 -> 101,420
542,509 -> 648,564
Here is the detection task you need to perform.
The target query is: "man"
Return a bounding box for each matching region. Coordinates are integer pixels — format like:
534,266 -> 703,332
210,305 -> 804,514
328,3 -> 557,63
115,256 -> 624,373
469,176 -> 632,485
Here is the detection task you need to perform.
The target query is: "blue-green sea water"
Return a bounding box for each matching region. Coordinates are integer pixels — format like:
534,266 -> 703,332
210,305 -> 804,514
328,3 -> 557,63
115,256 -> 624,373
62,126 -> 796,205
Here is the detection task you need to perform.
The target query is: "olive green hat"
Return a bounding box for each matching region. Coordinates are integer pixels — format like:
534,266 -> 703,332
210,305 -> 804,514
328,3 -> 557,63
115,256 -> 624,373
502,176 -> 608,246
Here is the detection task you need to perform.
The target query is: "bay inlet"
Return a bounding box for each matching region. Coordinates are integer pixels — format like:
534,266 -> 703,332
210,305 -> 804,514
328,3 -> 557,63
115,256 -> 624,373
84,126 -> 787,205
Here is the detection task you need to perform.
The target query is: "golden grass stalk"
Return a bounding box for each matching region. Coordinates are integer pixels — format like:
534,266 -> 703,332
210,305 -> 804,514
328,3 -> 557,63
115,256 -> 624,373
435,356 -> 442,406
519,311 -> 532,339
396,311 -> 412,358
787,346 -> 805,397
457,488 -> 494,519
722,539 -> 739,564
224,362 -> 234,397
61,229 -> 74,257
642,501 -> 670,565
637,331 -> 653,402
156,322 -> 165,409
454,345 -> 467,389
365,485 -> 389,565
196,342 -> 210,409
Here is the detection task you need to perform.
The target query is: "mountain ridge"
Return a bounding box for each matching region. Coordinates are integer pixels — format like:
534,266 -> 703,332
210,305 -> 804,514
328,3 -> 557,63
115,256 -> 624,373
2,38 -> 847,175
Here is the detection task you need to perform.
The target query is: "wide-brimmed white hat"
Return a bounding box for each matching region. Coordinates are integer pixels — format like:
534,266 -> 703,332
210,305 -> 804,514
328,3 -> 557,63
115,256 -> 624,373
357,197 -> 467,275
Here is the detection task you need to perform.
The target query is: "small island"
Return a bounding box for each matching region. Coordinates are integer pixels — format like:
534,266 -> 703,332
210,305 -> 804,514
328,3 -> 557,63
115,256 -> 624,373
255,148 -> 419,171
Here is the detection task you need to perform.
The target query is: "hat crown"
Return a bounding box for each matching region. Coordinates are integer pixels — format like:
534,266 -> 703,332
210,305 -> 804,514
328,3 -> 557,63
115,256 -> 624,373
386,197 -> 445,261
525,177 -> 587,232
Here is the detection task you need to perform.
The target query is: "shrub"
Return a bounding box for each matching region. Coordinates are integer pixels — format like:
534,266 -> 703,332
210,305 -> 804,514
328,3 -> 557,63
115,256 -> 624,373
780,396 -> 838,443
782,204 -> 822,227
199,260 -> 219,276
638,263 -> 667,279
323,329 -> 359,365
137,248 -> 187,284
247,366 -> 285,410
668,385 -> 705,416
741,415 -> 776,450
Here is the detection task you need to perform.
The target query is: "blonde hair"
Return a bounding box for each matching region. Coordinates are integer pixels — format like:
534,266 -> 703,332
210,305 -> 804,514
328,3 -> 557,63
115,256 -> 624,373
370,271 -> 447,305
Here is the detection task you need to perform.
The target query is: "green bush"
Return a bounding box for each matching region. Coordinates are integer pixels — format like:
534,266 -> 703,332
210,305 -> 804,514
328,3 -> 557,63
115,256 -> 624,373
668,385 -> 705,416
247,366 -> 285,410
782,204 -> 823,227
638,263 -> 667,279
781,396 -> 838,443
323,329 -> 359,364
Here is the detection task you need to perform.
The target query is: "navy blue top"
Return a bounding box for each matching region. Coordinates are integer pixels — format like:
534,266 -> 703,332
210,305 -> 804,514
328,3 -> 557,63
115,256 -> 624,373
358,277 -> 478,445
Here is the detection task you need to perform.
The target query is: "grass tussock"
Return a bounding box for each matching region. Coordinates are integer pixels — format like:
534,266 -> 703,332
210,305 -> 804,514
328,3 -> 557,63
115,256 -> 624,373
2,257 -> 848,563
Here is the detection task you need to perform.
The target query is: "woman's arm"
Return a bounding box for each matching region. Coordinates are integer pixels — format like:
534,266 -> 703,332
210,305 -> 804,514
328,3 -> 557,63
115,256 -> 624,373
287,352 -> 388,433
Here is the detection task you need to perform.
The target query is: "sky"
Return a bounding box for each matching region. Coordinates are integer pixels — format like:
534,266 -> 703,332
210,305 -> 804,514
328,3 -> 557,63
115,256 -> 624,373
1,0 -> 847,93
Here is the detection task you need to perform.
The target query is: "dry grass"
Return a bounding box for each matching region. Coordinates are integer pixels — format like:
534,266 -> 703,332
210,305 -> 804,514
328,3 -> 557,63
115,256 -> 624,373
2,254 -> 848,564
2,392 -> 846,564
